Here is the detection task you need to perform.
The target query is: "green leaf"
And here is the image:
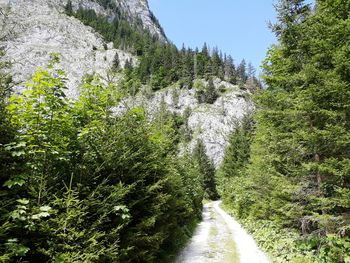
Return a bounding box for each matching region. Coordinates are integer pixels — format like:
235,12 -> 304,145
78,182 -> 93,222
39,205 -> 51,212
17,199 -> 29,205
32,211 -> 50,220
53,255 -> 65,263
3,175 -> 27,188
6,241 -> 30,257
11,150 -> 25,157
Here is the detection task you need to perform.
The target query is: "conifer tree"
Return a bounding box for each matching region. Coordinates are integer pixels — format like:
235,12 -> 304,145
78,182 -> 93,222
193,139 -> 219,200
236,59 -> 247,83
224,55 -> 236,83
218,0 -> 350,261
205,77 -> 218,104
112,51 -> 120,70
65,0 -> 73,16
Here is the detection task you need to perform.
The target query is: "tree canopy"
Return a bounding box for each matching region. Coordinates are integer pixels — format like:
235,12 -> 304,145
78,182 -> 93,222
218,0 -> 350,262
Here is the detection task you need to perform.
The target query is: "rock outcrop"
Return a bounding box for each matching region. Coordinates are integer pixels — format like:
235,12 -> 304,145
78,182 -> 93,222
0,0 -> 252,167
116,79 -> 253,167
69,0 -> 166,42
115,0 -> 166,41
0,0 -> 164,97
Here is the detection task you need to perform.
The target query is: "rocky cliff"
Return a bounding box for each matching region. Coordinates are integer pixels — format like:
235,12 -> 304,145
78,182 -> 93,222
0,0 -> 165,97
117,78 -> 253,167
0,0 -> 253,167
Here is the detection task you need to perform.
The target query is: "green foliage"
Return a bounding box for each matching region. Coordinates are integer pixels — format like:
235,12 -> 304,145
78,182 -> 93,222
0,58 -> 204,262
193,139 -> 219,200
219,0 -> 350,261
217,115 -> 254,217
66,6 -> 261,92
194,78 -> 219,104
64,0 -> 73,16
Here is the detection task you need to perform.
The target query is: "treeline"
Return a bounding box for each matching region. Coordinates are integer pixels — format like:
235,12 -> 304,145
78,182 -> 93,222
0,56 -> 208,262
65,1 -> 260,92
218,0 -> 350,262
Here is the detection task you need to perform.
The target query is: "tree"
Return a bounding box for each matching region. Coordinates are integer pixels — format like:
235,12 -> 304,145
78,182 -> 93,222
194,78 -> 218,104
236,59 -> 247,84
65,0 -> 73,16
193,139 -> 219,200
205,77 -> 218,104
112,51 -> 120,69
247,62 -> 256,79
224,55 -> 236,83
211,47 -> 221,76
0,58 -> 205,262
218,0 -> 350,261
217,115 -> 254,217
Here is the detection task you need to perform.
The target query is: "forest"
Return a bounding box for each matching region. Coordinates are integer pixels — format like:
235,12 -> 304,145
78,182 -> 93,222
0,1 -> 227,261
218,0 -> 350,262
0,52 -> 222,261
1,0 -> 350,262
65,0 -> 260,93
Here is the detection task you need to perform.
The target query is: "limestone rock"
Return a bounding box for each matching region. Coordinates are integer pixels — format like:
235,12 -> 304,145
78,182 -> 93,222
0,0 -> 163,97
116,79 -> 254,167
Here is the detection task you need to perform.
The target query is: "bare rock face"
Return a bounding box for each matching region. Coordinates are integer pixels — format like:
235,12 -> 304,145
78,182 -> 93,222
70,0 -> 166,41
115,0 -> 166,41
0,0 -> 164,98
0,0 -> 251,167
116,79 -> 254,167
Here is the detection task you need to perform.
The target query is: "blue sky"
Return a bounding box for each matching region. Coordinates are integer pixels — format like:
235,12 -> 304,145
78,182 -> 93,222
148,0 -> 279,74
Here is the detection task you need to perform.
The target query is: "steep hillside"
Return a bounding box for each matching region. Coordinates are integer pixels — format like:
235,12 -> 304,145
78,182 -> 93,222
68,0 -> 166,41
114,0 -> 166,40
0,0 -> 165,97
0,1 -> 263,262
0,0 -> 259,167
117,78 -> 253,166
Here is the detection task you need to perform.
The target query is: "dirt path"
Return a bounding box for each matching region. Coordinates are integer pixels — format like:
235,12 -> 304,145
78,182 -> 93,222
175,201 -> 270,263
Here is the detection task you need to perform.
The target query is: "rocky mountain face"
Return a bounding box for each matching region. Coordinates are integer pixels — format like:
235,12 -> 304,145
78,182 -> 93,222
117,78 -> 253,167
70,0 -> 166,41
0,0 -> 164,97
0,0 -> 252,167
115,0 -> 166,41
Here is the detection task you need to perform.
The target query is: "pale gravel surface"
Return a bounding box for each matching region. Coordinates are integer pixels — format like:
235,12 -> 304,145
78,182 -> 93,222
214,201 -> 270,263
176,201 -> 270,263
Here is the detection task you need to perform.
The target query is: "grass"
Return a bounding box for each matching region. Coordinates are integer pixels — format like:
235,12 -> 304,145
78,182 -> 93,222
222,236 -> 239,263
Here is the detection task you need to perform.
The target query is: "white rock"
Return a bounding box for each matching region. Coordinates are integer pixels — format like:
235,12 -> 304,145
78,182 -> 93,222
115,0 -> 166,41
0,0 -> 162,98
116,79 -> 253,167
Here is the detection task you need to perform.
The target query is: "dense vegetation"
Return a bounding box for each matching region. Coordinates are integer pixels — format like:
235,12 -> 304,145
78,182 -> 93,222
65,1 -> 260,94
218,0 -> 350,262
193,139 -> 219,200
6,0 -> 350,261
0,55 -> 206,262
0,2 -> 236,261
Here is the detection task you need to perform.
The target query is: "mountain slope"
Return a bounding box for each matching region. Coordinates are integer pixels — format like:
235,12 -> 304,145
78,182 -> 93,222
0,0 -> 255,167
0,0 -> 165,97
117,78 -> 253,167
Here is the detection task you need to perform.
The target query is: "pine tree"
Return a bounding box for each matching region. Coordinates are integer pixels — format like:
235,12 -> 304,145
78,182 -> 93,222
193,139 -> 219,200
217,115 -> 254,217
112,51 -> 120,70
205,77 -> 218,104
224,55 -> 236,83
236,59 -> 247,84
65,0 -> 73,16
218,0 -> 350,261
211,47 -> 221,76
247,62 -> 256,79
